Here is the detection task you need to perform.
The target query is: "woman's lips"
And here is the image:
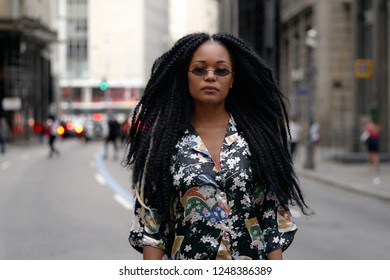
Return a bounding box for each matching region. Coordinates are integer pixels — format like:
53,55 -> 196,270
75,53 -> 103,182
201,86 -> 219,93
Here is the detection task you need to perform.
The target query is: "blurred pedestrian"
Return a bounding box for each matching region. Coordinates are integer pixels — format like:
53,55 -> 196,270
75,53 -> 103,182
0,117 -> 9,154
363,118 -> 381,184
309,119 -> 320,162
289,115 -> 302,160
46,115 -> 60,158
103,114 -> 120,160
124,32 -> 309,260
35,120 -> 45,143
120,116 -> 131,144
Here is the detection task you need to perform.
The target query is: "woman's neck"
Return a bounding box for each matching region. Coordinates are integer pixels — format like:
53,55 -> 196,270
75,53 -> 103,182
191,105 -> 229,127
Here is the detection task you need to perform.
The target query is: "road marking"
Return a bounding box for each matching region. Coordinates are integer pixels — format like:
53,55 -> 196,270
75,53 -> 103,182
113,194 -> 133,210
95,150 -> 135,208
1,161 -> 11,170
95,173 -> 106,185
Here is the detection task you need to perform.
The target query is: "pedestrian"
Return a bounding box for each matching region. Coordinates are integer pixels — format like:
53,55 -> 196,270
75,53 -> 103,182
0,117 -> 9,154
46,115 -> 60,158
308,119 -> 320,162
363,118 -> 381,184
35,120 -> 45,143
103,113 -> 120,160
289,115 -> 302,160
120,116 -> 131,144
124,32 -> 309,260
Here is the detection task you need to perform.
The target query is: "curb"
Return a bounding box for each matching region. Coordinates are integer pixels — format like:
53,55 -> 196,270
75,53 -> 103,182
295,168 -> 390,203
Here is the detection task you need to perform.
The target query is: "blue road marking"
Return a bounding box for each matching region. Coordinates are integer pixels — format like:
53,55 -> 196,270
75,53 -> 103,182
95,150 -> 135,206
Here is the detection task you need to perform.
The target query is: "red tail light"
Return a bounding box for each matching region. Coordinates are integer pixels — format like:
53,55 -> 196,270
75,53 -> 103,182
66,122 -> 74,131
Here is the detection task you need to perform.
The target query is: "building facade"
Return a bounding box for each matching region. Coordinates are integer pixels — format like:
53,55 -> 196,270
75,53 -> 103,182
57,0 -> 169,119
0,0 -> 57,140
280,0 -> 355,152
218,0 -> 280,75
352,0 -> 389,153
279,0 -> 389,156
169,0 -> 219,44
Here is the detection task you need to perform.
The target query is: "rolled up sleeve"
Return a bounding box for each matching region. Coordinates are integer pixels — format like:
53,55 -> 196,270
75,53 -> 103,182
128,199 -> 168,254
259,190 -> 297,254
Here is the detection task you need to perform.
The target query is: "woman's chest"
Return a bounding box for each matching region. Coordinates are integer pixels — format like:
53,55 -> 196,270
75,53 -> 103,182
171,136 -> 253,202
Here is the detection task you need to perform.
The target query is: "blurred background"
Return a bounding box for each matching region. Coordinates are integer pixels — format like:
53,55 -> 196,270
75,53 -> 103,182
0,0 -> 389,260
0,0 -> 389,157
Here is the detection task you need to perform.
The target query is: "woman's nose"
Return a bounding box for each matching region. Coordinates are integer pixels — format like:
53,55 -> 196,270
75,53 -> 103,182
204,70 -> 216,80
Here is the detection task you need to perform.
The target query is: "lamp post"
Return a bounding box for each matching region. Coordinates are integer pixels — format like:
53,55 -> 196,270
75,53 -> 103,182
303,28 -> 318,169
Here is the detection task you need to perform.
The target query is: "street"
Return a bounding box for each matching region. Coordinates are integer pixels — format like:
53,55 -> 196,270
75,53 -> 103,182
0,139 -> 141,260
1,139 -> 389,260
285,177 -> 390,260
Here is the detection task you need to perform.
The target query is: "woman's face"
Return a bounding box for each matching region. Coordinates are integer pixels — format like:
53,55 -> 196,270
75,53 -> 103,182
187,40 -> 233,107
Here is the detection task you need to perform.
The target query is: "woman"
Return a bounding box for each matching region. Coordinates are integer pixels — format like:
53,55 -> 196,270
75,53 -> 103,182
364,118 -> 381,181
124,32 -> 309,260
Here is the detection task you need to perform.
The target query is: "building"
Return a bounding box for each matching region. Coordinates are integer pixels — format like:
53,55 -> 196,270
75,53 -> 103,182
280,0 -> 355,152
0,0 -> 57,141
218,0 -> 280,75
352,0 -> 389,153
279,0 -> 389,157
169,0 -> 219,44
57,0 -> 169,120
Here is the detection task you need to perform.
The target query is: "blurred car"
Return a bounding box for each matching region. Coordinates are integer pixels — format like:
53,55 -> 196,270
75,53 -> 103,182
83,113 -> 108,141
57,119 -> 85,139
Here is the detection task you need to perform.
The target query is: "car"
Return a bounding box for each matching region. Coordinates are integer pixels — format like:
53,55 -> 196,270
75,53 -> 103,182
57,119 -> 85,138
83,113 -> 109,141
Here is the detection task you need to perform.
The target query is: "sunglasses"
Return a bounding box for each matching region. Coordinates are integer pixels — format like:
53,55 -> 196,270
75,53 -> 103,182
189,67 -> 233,77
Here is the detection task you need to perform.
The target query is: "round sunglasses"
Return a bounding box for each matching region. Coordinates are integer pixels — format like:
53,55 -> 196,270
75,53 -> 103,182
189,67 -> 233,77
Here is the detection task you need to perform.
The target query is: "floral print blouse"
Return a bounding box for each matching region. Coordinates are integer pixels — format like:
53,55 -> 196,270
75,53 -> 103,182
129,116 -> 297,260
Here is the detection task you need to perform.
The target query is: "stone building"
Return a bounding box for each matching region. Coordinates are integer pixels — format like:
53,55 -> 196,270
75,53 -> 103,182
280,0 -> 354,152
352,0 -> 389,154
279,0 -> 389,156
218,0 -> 280,75
0,0 -> 57,141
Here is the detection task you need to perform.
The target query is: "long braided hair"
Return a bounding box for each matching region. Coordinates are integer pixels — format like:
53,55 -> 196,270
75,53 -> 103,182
124,32 -> 309,231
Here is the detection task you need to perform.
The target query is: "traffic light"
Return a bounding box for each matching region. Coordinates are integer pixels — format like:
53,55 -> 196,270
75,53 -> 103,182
99,80 -> 109,91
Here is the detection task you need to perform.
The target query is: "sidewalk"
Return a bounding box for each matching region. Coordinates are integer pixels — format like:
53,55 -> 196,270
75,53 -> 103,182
293,147 -> 390,202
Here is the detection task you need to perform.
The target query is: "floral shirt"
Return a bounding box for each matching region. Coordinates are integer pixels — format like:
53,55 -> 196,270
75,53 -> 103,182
129,116 -> 297,260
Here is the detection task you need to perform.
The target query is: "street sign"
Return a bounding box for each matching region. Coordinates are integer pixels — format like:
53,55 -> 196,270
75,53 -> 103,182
354,59 -> 373,79
2,97 -> 22,111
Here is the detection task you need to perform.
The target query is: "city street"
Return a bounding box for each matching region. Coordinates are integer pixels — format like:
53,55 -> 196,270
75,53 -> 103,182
1,139 -> 389,260
0,139 -> 141,260
285,177 -> 390,260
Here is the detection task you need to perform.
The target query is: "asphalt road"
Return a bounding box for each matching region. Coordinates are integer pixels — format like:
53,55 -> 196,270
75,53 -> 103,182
285,177 -> 390,259
1,138 -> 389,260
0,139 -> 141,260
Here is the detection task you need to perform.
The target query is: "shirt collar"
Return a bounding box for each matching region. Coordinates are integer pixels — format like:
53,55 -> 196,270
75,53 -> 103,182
183,115 -> 239,156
